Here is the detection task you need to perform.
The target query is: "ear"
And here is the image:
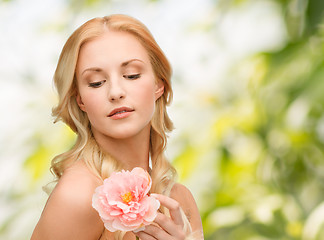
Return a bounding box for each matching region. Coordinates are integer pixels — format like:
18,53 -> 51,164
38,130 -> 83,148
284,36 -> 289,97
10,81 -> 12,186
76,94 -> 86,112
155,80 -> 164,101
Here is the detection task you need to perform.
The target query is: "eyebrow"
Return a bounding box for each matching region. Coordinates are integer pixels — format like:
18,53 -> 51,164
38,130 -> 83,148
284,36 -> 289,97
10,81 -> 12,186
81,59 -> 144,76
81,67 -> 103,76
121,58 -> 144,67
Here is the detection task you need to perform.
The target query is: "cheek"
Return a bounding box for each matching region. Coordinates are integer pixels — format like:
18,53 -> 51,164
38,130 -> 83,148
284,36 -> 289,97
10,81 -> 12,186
135,81 -> 156,107
80,90 -> 104,113
142,86 -> 157,121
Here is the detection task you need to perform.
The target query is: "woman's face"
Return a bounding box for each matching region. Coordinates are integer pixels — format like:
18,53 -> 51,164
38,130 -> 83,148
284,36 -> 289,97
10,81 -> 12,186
75,30 -> 164,140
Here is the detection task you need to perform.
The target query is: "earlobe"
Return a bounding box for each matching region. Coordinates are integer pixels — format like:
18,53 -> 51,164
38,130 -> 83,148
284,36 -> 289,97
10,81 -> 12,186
76,94 -> 86,112
155,80 -> 164,100
155,85 -> 164,100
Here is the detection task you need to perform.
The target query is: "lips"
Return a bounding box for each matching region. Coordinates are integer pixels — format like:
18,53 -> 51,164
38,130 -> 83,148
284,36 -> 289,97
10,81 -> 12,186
108,107 -> 134,117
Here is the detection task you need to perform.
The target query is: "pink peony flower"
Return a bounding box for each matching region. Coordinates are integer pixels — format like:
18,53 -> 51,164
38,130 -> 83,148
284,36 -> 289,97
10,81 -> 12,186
92,167 -> 160,232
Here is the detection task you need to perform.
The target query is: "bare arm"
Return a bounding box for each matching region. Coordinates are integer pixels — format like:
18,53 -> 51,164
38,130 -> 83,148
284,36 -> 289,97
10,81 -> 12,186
31,163 -> 104,240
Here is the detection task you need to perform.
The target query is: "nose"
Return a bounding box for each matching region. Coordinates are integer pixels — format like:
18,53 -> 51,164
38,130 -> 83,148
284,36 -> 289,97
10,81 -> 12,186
108,77 -> 126,102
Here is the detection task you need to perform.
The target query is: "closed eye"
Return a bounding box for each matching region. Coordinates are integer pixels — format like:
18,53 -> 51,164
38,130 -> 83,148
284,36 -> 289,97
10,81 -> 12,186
123,74 -> 141,80
89,80 -> 106,88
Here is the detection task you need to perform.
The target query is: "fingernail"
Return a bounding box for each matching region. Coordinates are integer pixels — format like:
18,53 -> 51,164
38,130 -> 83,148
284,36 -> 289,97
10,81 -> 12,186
133,226 -> 145,233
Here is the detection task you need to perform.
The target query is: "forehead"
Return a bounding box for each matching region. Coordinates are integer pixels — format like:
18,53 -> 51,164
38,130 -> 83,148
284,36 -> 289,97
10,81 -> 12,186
77,30 -> 150,69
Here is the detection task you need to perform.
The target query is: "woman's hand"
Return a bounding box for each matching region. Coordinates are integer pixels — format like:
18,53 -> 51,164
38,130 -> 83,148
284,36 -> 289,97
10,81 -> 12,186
133,193 -> 188,240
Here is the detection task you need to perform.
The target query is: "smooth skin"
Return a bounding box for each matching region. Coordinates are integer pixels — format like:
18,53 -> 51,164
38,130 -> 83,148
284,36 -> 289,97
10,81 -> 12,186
135,191 -> 203,240
31,30 -> 203,240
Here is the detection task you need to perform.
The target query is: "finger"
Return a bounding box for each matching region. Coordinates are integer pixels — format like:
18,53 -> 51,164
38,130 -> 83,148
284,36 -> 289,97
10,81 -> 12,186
151,193 -> 184,226
154,212 -> 185,239
138,224 -> 172,240
133,230 -> 156,240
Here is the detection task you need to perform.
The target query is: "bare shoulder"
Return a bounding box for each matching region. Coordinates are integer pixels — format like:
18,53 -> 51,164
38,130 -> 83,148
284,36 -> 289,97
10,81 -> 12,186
53,160 -> 103,199
170,183 -> 204,234
31,161 -> 104,240
170,183 -> 197,217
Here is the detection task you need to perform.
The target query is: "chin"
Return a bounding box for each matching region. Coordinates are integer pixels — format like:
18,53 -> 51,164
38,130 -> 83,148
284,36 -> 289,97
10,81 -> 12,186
106,125 -> 150,140
92,121 -> 151,141
108,132 -> 137,139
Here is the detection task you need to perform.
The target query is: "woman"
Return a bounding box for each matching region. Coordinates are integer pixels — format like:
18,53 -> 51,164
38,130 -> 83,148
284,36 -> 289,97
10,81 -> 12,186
31,14 -> 203,240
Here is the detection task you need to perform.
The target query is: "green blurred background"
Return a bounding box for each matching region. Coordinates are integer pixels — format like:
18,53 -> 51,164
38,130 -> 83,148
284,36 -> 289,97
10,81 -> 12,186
1,0 -> 324,239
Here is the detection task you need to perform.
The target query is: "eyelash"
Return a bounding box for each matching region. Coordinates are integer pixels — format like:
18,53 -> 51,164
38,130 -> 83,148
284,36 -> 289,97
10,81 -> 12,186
123,74 -> 141,80
89,80 -> 106,88
88,74 -> 140,88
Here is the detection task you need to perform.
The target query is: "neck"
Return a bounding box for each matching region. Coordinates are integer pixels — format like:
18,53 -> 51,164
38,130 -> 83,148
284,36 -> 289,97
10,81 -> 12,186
92,125 -> 151,172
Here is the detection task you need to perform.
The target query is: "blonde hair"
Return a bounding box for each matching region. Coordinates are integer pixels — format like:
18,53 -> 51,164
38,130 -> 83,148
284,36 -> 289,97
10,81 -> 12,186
50,14 -> 195,239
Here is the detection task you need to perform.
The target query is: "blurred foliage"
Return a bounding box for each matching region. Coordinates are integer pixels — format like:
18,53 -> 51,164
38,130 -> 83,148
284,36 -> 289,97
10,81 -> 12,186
173,0 -> 324,239
2,0 -> 324,239
66,0 -> 111,12
24,127 -> 76,184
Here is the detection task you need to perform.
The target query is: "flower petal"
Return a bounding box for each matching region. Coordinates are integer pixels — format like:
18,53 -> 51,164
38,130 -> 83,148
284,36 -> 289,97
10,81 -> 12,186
92,168 -> 158,232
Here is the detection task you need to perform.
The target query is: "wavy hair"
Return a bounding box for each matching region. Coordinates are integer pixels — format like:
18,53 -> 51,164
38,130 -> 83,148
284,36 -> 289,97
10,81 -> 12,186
50,14 -> 194,239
